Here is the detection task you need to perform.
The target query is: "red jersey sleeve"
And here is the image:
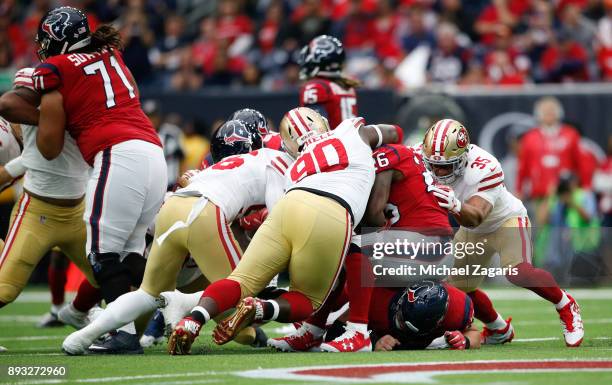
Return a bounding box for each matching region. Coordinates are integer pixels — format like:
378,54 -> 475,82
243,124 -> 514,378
300,80 -> 332,106
372,144 -> 414,175
32,59 -> 62,93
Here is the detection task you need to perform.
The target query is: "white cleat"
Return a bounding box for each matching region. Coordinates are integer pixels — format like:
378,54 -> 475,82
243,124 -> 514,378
62,331 -> 93,356
0,346 -> 7,352
159,290 -> 198,333
58,304 -> 89,330
558,293 -> 584,347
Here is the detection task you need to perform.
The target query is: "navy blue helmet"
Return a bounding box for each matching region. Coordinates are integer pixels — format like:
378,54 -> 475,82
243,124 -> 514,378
36,7 -> 91,60
392,281 -> 449,337
230,108 -> 269,138
211,120 -> 255,163
298,35 -> 345,80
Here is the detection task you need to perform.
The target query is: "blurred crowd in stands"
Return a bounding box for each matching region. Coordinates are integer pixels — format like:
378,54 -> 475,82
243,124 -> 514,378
1,0 -> 612,91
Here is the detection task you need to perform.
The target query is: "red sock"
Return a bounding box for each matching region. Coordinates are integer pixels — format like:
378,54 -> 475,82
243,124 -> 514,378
506,262 -> 563,304
48,264 -> 67,306
72,279 -> 101,313
467,289 -> 498,323
202,278 -> 241,315
278,291 -> 313,322
345,251 -> 373,324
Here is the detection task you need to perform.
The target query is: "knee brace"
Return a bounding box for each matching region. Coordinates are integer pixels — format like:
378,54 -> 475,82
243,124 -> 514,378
87,252 -> 131,303
122,252 -> 146,287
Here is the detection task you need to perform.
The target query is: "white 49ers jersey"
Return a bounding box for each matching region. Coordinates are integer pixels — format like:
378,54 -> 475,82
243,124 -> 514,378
177,148 -> 293,221
286,117 -> 375,225
451,144 -> 526,233
0,118 -> 21,166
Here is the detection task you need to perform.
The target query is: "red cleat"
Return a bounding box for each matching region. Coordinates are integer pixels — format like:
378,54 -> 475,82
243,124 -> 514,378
557,293 -> 584,347
167,316 -> 202,355
481,317 -> 514,345
267,323 -> 323,352
320,322 -> 372,352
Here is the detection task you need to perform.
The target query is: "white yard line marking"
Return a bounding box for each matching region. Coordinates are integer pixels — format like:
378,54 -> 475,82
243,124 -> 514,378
0,336 -> 63,342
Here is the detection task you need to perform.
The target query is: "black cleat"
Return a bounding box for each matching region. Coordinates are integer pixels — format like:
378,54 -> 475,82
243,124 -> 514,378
88,331 -> 144,355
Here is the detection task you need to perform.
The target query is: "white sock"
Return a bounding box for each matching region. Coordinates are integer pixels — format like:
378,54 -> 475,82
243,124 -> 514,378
485,314 -> 507,330
555,291 -> 570,310
183,291 -> 203,312
347,321 -> 369,335
117,322 -> 136,334
191,306 -> 211,323
304,322 -> 325,338
79,289 -> 157,342
69,303 -> 87,316
51,304 -> 63,314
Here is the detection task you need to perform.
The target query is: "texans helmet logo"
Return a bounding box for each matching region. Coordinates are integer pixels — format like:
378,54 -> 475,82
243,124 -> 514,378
42,11 -> 71,41
224,132 -> 252,146
307,39 -> 341,64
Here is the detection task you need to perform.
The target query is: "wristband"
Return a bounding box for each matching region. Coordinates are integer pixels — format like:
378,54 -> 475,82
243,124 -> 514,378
372,125 -> 383,148
393,125 -> 404,144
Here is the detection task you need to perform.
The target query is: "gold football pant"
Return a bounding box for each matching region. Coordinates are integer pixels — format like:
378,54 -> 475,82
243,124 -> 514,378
228,189 -> 352,310
141,196 -> 242,296
0,192 -> 96,304
449,216 -> 532,292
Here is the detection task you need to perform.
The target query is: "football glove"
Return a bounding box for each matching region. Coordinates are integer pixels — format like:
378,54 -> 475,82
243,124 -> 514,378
428,185 -> 462,214
444,330 -> 467,350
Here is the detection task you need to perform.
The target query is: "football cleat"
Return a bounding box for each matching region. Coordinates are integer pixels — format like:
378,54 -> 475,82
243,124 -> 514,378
0,346 -> 7,352
268,323 -> 324,352
167,316 -> 202,355
38,311 -> 64,328
557,293 -> 584,347
58,304 -> 89,330
213,297 -> 264,345
62,330 -> 93,355
319,323 -> 372,353
88,331 -> 143,355
140,310 -> 165,348
482,317 -> 514,345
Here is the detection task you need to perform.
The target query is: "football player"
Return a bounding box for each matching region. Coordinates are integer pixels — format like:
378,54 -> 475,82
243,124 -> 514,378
167,108 -> 399,355
422,119 -> 584,347
0,68 -> 98,318
62,119 -> 295,355
299,35 -> 359,129
269,142 -> 455,352
23,8 -> 167,323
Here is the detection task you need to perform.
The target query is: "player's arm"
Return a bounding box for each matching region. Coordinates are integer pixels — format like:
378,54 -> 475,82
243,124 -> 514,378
454,195 -> 493,228
36,90 -> 66,160
463,326 -> 481,349
374,334 -> 400,351
359,124 -> 402,149
364,169 -> 394,227
0,90 -> 39,125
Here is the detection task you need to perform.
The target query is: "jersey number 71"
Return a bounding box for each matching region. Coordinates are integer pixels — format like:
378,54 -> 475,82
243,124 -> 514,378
84,56 -> 135,109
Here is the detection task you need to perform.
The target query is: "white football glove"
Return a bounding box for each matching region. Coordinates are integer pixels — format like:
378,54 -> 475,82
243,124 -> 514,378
428,185 -> 462,214
13,68 -> 35,90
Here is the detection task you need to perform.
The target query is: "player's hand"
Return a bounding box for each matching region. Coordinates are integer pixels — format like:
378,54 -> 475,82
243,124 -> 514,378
239,208 -> 268,231
374,335 -> 400,351
428,185 -> 462,214
444,330 -> 467,350
178,169 -> 200,188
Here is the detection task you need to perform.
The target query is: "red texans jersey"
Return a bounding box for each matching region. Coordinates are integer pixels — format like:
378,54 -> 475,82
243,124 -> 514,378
368,283 -> 473,349
372,144 -> 451,234
32,49 -> 161,165
299,77 -> 357,129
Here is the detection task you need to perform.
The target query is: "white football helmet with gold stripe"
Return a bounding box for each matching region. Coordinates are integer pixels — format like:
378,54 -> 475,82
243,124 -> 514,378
422,119 -> 470,184
279,107 -> 330,158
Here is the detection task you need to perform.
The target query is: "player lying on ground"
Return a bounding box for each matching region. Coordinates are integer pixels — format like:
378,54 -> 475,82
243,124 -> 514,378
269,280 -> 480,351
422,119 -> 584,347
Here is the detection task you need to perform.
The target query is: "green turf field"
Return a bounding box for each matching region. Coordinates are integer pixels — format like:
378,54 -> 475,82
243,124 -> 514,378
0,288 -> 611,385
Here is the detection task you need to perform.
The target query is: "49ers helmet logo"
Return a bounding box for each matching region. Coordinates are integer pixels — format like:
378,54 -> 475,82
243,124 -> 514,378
41,11 -> 71,41
456,127 -> 468,148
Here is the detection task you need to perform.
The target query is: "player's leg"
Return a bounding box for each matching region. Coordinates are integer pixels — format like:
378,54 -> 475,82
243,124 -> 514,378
496,216 -> 583,347
38,248 -> 69,327
0,194 -> 54,308
63,196 -> 189,355
169,196 -> 292,354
